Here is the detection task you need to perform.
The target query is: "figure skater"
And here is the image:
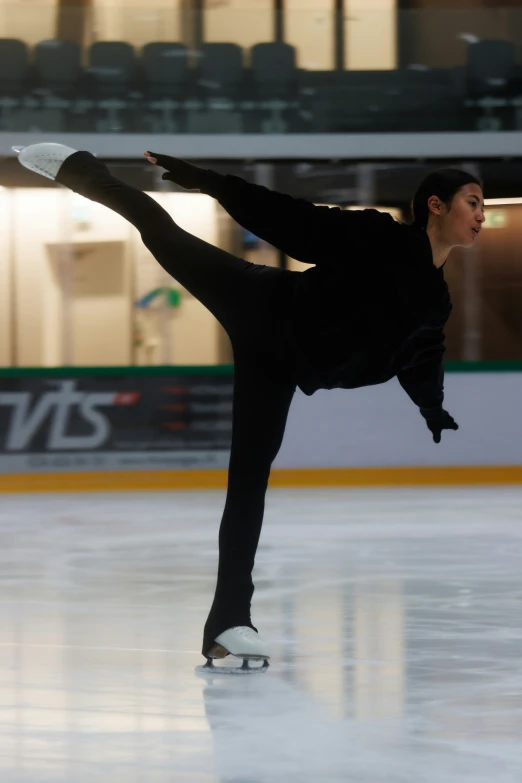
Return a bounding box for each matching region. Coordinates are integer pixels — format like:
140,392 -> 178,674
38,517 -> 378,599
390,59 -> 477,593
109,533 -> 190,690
14,143 -> 485,673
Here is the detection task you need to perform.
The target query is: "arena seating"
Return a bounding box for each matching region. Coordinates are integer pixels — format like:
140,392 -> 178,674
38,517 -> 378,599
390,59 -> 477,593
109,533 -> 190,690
0,36 -> 521,133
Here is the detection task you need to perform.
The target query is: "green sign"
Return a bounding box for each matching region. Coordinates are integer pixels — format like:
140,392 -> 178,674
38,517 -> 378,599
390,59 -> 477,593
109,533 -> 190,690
487,211 -> 507,228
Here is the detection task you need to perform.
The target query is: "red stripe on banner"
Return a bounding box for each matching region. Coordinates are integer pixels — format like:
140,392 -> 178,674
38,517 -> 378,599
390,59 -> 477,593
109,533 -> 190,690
113,393 -> 141,405
159,404 -> 189,412
160,387 -> 188,395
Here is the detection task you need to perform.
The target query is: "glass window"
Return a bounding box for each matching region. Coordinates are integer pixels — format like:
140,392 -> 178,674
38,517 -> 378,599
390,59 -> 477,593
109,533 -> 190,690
91,0 -> 181,47
398,5 -> 515,70
344,0 -> 398,70
203,0 -> 273,60
1,188 -> 229,368
135,192 -> 229,366
285,0 -> 335,71
0,0 -> 58,45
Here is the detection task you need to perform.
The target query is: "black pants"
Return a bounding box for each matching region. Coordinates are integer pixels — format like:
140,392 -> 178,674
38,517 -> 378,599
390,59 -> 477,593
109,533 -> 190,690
57,153 -> 297,655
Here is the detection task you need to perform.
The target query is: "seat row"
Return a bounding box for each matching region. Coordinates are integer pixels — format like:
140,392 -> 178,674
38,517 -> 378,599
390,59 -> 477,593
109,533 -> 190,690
1,39 -> 298,96
0,39 -> 303,133
0,38 -> 521,134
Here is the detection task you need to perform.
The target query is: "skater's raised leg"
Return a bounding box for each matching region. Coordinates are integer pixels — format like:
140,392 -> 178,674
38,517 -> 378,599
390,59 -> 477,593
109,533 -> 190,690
14,143 -> 268,332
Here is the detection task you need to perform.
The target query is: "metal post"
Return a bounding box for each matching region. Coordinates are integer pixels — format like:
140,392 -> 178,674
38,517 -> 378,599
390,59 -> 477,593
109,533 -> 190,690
7,190 -> 17,367
334,0 -> 344,71
60,190 -> 75,366
181,0 -> 203,53
356,163 -> 376,207
254,163 -> 286,268
56,0 -> 90,46
275,0 -> 284,43
153,166 -> 173,365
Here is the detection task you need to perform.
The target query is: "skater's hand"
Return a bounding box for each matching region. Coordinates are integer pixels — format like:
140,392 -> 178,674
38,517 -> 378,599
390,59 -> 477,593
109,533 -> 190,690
144,152 -> 206,191
420,406 -> 459,444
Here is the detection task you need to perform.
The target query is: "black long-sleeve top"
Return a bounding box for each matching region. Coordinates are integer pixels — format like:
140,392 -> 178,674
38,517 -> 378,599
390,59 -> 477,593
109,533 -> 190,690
201,171 -> 452,411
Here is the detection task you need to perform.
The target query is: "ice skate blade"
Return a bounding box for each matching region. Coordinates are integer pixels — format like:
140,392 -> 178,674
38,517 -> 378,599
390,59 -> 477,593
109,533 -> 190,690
196,657 -> 269,675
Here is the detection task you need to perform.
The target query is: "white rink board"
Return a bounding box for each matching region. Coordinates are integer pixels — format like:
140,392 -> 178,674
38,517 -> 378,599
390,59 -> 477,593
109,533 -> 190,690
275,373 -> 522,468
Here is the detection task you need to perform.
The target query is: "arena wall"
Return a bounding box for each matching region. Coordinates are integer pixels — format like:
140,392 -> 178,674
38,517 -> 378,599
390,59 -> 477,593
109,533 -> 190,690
1,365 -> 521,491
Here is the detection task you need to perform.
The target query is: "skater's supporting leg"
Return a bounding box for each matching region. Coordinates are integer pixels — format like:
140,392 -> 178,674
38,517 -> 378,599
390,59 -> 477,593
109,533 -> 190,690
202,350 -> 296,656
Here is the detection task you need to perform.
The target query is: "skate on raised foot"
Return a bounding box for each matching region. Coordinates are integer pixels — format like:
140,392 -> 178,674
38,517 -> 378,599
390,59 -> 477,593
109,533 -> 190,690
12,143 -> 80,181
196,626 -> 270,675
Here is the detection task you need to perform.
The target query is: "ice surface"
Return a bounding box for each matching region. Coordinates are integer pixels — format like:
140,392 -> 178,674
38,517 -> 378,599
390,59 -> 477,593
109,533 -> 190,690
1,486 -> 522,782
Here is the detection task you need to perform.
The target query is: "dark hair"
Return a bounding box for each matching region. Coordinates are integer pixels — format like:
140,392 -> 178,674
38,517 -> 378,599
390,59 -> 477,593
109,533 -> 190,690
410,168 -> 483,231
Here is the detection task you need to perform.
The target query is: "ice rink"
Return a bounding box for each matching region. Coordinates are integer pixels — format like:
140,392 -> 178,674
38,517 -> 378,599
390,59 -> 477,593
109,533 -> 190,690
1,486 -> 522,783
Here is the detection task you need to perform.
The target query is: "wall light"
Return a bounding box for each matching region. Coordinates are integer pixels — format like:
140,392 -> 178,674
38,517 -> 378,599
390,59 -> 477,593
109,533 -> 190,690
484,198 -> 522,206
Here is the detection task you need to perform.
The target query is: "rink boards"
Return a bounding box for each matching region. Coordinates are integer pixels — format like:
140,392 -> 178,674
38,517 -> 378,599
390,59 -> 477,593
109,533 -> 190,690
1,363 -> 522,491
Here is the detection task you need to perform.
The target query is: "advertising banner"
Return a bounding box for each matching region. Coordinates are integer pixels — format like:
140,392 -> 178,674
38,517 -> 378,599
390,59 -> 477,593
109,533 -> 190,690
0,372 -> 234,473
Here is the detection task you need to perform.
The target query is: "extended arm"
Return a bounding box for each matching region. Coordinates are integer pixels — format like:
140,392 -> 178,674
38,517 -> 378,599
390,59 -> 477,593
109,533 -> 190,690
397,337 -> 445,411
397,330 -> 458,443
146,152 -> 391,265
201,171 -> 350,265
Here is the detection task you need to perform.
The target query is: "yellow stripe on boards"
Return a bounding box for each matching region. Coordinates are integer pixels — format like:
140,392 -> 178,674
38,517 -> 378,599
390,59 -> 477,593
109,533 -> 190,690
1,466 -> 522,493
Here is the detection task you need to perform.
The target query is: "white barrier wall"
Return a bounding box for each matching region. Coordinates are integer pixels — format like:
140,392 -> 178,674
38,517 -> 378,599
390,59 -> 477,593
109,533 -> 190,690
2,371 -> 522,495
274,373 -> 522,468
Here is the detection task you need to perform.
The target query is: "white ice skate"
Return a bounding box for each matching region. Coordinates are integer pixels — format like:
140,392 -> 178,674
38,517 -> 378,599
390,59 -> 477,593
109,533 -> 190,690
196,626 -> 270,675
12,142 -> 79,180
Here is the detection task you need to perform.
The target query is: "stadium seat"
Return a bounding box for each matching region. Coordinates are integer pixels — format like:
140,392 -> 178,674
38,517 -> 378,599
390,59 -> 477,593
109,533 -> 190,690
298,68 -> 464,133
465,39 -> 518,130
0,38 -> 29,130
140,42 -> 189,133
187,42 -> 245,132
33,40 -> 82,128
87,41 -> 137,131
250,42 -> 300,132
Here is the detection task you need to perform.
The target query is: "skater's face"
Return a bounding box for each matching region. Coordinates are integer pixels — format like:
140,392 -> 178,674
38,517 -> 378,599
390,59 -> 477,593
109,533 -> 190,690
427,185 -> 485,248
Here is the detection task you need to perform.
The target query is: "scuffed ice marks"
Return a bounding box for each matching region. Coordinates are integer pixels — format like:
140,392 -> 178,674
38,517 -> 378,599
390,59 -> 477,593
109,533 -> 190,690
1,487 -> 522,782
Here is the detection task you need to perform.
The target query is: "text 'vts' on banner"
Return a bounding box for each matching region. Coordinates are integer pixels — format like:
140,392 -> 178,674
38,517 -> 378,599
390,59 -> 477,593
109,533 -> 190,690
0,372 -> 234,473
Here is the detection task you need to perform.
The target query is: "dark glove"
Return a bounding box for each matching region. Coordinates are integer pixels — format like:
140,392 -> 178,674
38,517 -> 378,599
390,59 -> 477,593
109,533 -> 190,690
420,406 -> 459,444
146,152 -> 207,190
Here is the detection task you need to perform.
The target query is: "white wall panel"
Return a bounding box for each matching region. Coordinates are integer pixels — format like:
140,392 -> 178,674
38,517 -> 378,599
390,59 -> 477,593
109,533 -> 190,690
275,374 -> 522,468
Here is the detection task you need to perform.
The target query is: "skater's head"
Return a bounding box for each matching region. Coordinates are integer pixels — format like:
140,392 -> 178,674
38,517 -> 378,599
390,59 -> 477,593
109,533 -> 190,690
410,168 -> 485,249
